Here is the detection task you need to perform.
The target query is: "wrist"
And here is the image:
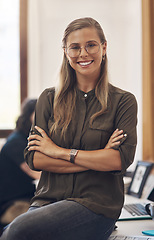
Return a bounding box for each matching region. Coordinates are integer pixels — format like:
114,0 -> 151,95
58,148 -> 79,164
59,148 -> 70,161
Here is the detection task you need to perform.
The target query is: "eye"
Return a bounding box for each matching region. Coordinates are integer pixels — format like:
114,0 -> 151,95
87,43 -> 96,48
69,45 -> 80,50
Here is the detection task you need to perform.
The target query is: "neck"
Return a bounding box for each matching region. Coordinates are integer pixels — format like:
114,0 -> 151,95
76,74 -> 99,93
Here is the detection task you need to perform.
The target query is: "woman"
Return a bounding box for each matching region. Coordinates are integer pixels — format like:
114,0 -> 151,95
0,17 -> 137,240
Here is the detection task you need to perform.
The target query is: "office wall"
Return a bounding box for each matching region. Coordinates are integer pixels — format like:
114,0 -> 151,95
28,0 -> 142,170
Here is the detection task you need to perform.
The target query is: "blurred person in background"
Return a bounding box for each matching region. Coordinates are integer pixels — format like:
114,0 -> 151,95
0,99 -> 41,229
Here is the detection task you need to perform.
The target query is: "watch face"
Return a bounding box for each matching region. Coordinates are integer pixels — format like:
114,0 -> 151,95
70,149 -> 78,156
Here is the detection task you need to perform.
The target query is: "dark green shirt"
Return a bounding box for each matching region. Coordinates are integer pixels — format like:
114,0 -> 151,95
24,84 -> 137,220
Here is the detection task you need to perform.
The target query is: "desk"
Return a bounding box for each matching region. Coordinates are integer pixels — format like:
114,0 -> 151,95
111,194 -> 154,237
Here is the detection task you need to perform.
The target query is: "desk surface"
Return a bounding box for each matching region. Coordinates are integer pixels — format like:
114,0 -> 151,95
112,219 -> 154,236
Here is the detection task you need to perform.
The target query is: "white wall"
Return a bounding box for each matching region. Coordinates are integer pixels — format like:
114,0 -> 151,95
28,0 -> 142,170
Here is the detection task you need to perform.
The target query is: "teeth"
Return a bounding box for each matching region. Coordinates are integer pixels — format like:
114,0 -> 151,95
79,61 -> 92,66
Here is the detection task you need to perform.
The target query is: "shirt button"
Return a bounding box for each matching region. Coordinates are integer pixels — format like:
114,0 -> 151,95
84,94 -> 87,98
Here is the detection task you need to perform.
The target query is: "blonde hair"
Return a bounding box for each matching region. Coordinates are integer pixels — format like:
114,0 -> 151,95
50,17 -> 109,137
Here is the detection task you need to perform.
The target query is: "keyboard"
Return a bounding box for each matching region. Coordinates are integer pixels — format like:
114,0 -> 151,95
108,235 -> 154,240
124,203 -> 147,216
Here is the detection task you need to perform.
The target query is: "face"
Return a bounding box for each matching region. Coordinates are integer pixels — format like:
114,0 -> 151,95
65,27 -> 107,81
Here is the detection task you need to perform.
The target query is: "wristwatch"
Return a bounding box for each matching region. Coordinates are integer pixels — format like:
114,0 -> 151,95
70,149 -> 78,163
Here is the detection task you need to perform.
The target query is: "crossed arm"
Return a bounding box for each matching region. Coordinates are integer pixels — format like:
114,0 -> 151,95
27,127 -> 124,173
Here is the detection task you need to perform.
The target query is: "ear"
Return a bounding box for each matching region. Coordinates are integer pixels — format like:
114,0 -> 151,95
102,41 -> 107,56
64,48 -> 70,65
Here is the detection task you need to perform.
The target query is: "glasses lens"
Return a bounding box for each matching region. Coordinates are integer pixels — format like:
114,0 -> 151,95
86,41 -> 100,54
67,45 -> 80,58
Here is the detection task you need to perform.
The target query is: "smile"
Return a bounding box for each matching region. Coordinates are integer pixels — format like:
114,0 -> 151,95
78,60 -> 93,66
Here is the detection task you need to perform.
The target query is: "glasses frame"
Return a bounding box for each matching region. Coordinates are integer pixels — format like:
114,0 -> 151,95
65,41 -> 104,58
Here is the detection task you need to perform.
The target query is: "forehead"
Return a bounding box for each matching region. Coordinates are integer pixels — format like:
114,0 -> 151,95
66,27 -> 100,45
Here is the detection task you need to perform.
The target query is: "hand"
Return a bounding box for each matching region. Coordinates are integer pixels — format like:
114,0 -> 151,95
28,126 -> 61,158
105,129 -> 124,149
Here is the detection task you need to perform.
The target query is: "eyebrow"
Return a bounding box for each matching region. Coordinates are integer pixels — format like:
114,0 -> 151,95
68,40 -> 98,47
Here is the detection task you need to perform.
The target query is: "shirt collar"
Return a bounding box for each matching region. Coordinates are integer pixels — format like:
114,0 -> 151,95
76,88 -> 95,100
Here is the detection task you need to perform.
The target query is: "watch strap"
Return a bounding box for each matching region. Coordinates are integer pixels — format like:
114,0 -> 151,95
70,149 -> 78,163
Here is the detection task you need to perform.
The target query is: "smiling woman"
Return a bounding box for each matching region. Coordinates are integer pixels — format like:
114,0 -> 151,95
0,17 -> 138,240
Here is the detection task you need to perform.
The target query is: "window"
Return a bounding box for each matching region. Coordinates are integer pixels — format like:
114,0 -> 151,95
0,0 -> 20,129
0,0 -> 27,138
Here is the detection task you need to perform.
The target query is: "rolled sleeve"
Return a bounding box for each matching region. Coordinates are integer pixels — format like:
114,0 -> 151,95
24,88 -> 55,170
113,92 -> 137,174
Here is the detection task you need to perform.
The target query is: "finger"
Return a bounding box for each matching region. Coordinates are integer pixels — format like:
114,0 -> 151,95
28,145 -> 40,152
28,140 -> 40,147
114,133 -> 127,141
113,128 -> 123,133
109,130 -> 118,139
110,129 -> 123,140
114,129 -> 123,136
111,141 -> 121,147
28,134 -> 42,141
111,129 -> 119,136
112,134 -> 124,142
35,126 -> 47,138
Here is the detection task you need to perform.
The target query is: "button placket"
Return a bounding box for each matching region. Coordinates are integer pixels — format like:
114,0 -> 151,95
71,97 -> 87,148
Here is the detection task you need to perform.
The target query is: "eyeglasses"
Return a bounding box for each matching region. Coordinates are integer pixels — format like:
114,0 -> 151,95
66,41 -> 103,58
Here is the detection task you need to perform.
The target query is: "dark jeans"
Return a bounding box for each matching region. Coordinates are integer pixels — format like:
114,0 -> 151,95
0,200 -> 116,240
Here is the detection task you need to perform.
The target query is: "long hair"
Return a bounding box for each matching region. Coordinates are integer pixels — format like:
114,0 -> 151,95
50,17 -> 109,137
16,99 -> 37,137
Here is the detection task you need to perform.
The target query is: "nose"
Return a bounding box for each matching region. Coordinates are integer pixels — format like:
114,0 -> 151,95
79,46 -> 88,57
